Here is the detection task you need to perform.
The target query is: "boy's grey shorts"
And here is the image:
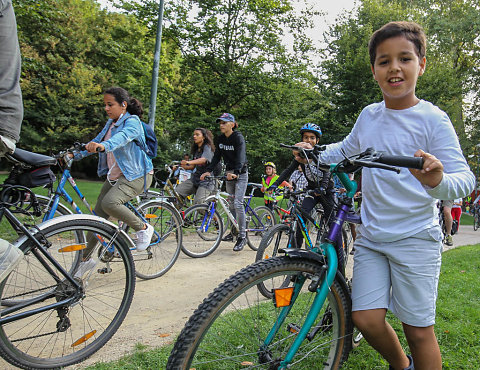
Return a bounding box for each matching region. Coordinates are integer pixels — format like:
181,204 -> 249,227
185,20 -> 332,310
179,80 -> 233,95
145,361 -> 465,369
351,227 -> 442,327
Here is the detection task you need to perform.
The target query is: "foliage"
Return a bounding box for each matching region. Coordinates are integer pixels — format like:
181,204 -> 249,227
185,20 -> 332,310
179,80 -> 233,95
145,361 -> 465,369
320,0 -> 480,156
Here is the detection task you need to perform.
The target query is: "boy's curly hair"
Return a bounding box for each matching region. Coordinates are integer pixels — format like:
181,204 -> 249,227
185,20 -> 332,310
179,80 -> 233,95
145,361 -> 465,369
368,21 -> 426,66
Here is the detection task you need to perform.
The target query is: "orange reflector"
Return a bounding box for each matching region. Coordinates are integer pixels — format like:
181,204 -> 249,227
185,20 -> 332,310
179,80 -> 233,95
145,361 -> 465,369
145,214 -> 158,219
241,361 -> 254,366
274,287 -> 294,308
71,330 -> 96,347
264,254 -> 270,259
58,244 -> 86,253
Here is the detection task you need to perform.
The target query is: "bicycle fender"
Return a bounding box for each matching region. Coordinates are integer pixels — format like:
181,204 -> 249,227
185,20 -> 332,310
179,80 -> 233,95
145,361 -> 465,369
278,248 -> 350,298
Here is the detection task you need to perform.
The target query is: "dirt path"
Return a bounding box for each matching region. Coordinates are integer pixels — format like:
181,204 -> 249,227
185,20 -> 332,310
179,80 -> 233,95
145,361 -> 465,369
1,228 -> 478,369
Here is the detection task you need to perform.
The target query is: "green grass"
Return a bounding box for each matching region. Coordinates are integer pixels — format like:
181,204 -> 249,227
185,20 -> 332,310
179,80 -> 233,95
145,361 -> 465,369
85,244 -> 480,369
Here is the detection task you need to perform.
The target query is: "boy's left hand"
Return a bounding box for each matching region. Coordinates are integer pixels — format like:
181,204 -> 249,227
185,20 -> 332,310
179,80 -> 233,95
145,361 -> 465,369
409,149 -> 443,188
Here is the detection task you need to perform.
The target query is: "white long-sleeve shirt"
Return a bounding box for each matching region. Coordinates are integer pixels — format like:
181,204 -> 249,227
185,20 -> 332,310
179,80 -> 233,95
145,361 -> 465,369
319,100 -> 475,242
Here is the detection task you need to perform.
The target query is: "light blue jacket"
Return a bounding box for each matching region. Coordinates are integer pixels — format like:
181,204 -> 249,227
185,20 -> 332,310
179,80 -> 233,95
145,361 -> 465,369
76,112 -> 153,181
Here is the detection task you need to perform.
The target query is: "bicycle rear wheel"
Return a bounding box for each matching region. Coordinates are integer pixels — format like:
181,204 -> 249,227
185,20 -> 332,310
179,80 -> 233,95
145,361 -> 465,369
245,205 -> 275,251
181,204 -> 224,258
167,257 -> 352,369
0,216 -> 135,369
129,200 -> 182,279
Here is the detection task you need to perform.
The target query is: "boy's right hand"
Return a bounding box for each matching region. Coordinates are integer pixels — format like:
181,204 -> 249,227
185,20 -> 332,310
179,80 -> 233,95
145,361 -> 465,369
409,149 -> 443,188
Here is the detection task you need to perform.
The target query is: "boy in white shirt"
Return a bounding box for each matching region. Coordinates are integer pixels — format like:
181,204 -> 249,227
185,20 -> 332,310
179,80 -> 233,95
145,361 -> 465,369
294,21 -> 474,369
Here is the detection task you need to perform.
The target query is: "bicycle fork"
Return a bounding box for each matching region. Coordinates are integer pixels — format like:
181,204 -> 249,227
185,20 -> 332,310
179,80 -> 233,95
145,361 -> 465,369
261,244 -> 339,369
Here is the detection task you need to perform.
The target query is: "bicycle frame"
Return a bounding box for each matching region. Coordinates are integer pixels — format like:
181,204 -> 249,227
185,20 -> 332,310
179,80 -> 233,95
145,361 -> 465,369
265,169 -> 358,368
203,182 -> 270,233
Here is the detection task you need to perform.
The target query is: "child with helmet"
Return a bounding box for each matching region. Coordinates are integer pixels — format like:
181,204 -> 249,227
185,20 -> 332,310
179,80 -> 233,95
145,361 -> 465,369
269,123 -> 344,274
261,162 -> 290,210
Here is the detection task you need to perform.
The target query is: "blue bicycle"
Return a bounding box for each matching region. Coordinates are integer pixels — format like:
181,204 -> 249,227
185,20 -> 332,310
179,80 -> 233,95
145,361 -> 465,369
167,146 -> 423,369
33,144 -> 183,279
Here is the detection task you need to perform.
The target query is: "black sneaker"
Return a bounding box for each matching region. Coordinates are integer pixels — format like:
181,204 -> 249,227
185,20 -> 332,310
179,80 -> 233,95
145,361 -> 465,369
222,233 -> 234,242
233,237 -> 247,252
389,354 -> 414,370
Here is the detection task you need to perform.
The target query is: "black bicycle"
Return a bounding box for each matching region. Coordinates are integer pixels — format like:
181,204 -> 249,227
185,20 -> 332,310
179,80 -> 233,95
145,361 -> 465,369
0,149 -> 135,369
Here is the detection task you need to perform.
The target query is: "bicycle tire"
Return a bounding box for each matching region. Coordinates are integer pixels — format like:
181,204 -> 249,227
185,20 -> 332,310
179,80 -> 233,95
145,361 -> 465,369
255,224 -> 291,299
167,257 -> 352,369
128,200 -> 183,279
0,215 -> 135,369
181,204 -> 224,258
474,211 -> 479,231
1,196 -> 83,307
245,205 -> 275,251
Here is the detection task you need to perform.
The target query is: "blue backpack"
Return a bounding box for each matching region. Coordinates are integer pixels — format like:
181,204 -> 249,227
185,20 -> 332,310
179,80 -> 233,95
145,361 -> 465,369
136,121 -> 158,159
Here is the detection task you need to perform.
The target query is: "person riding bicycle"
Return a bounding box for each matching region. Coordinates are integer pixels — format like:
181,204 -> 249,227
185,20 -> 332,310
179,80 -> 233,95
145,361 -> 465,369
269,123 -> 341,270
261,162 -> 289,210
303,21 -> 474,370
200,113 -> 249,252
175,128 -> 219,204
72,87 -> 154,278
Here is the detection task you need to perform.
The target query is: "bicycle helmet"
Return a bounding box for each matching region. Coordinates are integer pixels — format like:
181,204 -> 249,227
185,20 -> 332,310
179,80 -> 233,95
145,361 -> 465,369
264,162 -> 276,170
299,123 -> 322,139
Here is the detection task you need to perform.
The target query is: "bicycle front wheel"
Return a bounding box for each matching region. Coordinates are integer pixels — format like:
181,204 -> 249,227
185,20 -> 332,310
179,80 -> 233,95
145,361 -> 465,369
167,257 -> 353,369
129,200 -> 183,279
181,204 -> 224,258
0,216 -> 135,369
245,205 -> 275,251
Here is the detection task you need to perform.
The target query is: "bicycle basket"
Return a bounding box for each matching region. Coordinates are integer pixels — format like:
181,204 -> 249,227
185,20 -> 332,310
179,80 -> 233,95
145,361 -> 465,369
4,164 -> 56,188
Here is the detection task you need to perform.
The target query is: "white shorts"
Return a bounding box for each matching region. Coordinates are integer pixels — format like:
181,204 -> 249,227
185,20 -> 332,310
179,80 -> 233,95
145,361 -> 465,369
351,227 -> 443,327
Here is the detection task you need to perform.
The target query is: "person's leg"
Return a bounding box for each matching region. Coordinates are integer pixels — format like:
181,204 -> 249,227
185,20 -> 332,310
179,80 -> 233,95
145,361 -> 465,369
295,195 -> 316,248
176,179 -> 196,201
101,175 -> 152,231
234,173 -> 248,238
194,183 -> 213,204
402,324 -> 441,369
352,309 -> 410,369
351,235 -> 411,369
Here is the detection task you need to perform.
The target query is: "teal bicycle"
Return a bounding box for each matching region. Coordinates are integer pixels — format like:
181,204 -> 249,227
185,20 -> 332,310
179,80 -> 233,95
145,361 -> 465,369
167,146 -> 423,369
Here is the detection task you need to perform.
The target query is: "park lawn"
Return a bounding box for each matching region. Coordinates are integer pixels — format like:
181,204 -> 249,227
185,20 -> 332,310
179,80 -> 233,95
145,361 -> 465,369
87,243 -> 480,369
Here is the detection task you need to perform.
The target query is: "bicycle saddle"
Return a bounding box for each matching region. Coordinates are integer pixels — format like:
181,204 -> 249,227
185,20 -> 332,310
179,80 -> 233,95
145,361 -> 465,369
8,148 -> 57,167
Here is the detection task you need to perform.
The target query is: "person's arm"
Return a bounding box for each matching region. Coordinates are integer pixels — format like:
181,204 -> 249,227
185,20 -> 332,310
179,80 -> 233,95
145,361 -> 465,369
232,133 -> 247,175
101,115 -> 143,152
271,160 -> 298,188
0,1 -> 22,155
205,139 -> 222,173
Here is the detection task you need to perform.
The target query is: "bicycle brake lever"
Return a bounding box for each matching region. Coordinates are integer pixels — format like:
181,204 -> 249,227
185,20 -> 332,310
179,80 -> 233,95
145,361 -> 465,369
353,159 -> 400,173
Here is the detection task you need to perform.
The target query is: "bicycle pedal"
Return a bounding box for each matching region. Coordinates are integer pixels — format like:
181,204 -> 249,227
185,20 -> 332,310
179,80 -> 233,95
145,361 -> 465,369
98,267 -> 112,274
286,323 -> 301,334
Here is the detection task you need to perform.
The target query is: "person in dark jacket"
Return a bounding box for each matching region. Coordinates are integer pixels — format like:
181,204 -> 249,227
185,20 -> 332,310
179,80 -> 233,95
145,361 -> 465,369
200,113 -> 248,252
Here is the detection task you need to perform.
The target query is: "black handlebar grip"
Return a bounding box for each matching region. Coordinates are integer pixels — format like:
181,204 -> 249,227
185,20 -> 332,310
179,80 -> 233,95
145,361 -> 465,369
377,155 -> 424,170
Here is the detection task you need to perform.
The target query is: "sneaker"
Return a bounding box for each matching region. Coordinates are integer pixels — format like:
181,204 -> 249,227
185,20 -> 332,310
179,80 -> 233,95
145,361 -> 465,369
0,239 -> 23,283
233,237 -> 247,252
74,259 -> 97,279
445,234 -> 453,246
222,233 -> 234,242
136,224 -> 154,251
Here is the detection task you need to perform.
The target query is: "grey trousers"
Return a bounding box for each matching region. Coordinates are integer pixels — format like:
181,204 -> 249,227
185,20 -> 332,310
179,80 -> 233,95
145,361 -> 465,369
85,174 -> 152,258
175,178 -> 214,204
0,0 -> 23,143
225,172 -> 248,238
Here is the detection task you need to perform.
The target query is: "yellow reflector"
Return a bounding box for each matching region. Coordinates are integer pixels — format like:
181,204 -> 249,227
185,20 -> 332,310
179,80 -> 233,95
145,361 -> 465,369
145,214 -> 158,219
71,330 -> 96,347
274,287 -> 294,308
241,361 -> 254,366
58,244 -> 86,253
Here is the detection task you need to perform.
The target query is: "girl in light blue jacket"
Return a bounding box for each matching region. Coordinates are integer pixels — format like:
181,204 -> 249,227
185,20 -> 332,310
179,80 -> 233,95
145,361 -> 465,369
74,87 -> 154,279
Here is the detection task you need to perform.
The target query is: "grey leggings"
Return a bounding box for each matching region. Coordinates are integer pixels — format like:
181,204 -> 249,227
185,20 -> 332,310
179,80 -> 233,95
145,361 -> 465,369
225,172 -> 248,238
84,174 -> 152,259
